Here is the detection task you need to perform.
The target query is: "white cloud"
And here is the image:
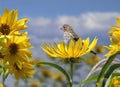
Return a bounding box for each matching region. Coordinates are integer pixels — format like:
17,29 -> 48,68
81,12 -> 120,29
28,12 -> 120,57
55,16 -> 80,27
55,12 -> 120,30
29,12 -> 120,39
31,17 -> 51,27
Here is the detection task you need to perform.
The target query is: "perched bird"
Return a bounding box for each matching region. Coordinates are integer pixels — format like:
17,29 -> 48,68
61,24 -> 96,55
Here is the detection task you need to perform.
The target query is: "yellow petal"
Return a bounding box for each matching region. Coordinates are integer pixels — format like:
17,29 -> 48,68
7,10 -> 14,26
74,39 -> 82,57
13,10 -> 18,24
68,40 -> 74,58
16,18 -> 29,25
54,42 -> 67,58
105,48 -> 117,57
87,38 -> 98,53
2,8 -> 9,23
77,38 -> 90,57
59,42 -> 68,56
41,46 -> 57,57
111,26 -> 120,29
13,18 -> 29,30
116,17 -> 120,26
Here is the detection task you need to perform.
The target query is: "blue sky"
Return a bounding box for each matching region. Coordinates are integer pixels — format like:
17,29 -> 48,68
1,0 -> 120,18
0,1 -> 120,86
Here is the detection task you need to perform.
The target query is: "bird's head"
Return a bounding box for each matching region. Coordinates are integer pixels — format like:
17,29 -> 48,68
60,24 -> 73,32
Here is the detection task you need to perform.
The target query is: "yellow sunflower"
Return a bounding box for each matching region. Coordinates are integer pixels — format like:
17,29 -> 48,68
41,38 -> 97,59
8,61 -> 35,80
109,17 -> 120,33
112,76 -> 120,87
108,17 -> 120,42
0,8 -> 28,36
1,35 -> 32,65
105,17 -> 120,57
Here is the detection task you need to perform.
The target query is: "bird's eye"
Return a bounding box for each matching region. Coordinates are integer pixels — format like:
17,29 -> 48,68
63,26 -> 66,28
63,28 -> 67,30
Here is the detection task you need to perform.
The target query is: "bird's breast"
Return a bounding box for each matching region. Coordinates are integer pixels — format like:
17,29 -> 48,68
63,32 -> 73,44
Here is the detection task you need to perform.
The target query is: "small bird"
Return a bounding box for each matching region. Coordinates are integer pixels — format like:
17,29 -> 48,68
61,24 -> 96,55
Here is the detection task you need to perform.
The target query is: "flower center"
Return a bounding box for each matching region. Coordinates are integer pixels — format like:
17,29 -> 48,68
0,52 -> 4,59
0,24 -> 10,35
9,43 -> 18,55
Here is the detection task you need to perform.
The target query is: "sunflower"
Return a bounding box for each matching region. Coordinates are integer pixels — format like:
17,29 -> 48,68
109,17 -> 120,33
105,17 -> 120,57
8,61 -> 35,80
1,35 -> 32,65
0,8 -> 28,36
111,76 -> 120,87
41,38 -> 97,59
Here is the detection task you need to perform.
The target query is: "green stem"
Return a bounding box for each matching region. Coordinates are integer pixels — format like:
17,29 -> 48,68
2,67 -> 9,87
96,54 -> 117,87
2,75 -> 4,87
25,78 -> 28,87
70,61 -> 74,87
2,68 -> 5,87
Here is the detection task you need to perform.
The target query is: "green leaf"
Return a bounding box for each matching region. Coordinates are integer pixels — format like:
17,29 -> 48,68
96,54 -> 117,87
37,62 -> 71,84
79,74 -> 98,87
112,73 -> 120,77
3,69 -> 9,82
0,37 -> 4,51
0,68 -> 3,75
102,64 -> 120,87
104,75 -> 112,87
0,64 -> 4,75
